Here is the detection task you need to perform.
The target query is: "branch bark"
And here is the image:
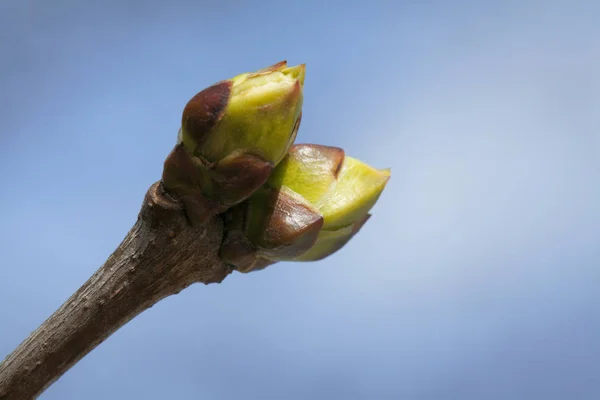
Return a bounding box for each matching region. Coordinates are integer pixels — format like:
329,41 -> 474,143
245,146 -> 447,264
0,182 -> 232,400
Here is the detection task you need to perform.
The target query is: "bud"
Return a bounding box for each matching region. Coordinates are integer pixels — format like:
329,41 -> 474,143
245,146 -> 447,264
221,144 -> 390,272
162,61 -> 305,225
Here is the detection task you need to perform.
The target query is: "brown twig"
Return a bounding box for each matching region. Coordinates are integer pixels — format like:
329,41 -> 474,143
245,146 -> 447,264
0,182 -> 233,399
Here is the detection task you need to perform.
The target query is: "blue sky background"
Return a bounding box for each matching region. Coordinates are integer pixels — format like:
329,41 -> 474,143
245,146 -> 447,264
1,1 -> 599,399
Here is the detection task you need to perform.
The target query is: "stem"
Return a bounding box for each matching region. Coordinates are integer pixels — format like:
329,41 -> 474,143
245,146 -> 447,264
0,182 -> 232,399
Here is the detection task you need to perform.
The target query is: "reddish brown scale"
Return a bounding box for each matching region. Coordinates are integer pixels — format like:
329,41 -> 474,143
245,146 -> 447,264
257,188 -> 324,260
219,187 -> 325,271
181,80 -> 232,148
288,144 -> 346,179
162,144 -> 222,226
211,151 -> 274,206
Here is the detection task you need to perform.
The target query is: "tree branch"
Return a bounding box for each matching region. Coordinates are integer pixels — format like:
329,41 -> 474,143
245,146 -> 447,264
0,182 -> 232,400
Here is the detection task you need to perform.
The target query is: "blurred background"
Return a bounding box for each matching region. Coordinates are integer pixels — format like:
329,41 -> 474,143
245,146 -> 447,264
1,0 -> 599,399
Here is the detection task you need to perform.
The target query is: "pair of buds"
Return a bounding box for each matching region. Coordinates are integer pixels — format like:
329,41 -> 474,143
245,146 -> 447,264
162,61 -> 390,273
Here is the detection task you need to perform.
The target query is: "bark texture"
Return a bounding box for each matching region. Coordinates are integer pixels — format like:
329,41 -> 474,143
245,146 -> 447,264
0,182 -> 232,400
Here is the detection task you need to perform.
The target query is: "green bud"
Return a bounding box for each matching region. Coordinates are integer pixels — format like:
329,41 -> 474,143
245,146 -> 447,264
179,60 -> 304,164
162,61 -> 305,225
221,144 -> 390,272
